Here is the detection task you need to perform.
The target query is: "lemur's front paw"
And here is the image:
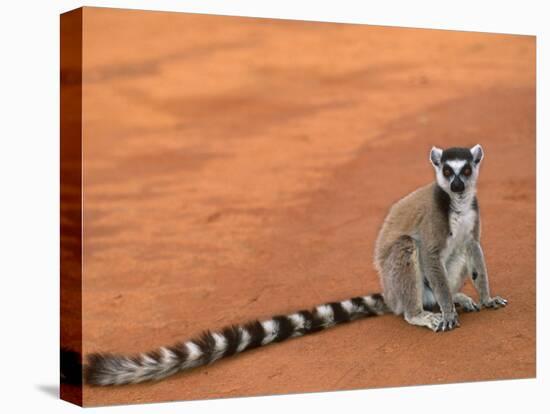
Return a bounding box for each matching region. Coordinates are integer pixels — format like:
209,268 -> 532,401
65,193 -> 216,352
454,293 -> 480,312
436,310 -> 460,332
460,297 -> 481,312
482,296 -> 508,309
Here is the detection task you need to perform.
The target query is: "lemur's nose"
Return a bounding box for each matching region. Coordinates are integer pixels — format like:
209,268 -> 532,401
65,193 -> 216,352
450,177 -> 465,193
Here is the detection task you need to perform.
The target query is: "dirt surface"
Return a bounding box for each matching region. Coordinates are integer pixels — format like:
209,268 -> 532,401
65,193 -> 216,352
74,7 -> 535,406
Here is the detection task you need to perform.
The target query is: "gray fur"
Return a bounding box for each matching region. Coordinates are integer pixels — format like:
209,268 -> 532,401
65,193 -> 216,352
374,144 -> 507,332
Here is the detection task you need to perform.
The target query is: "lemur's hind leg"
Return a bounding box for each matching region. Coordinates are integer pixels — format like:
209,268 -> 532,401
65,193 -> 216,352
381,235 -> 444,332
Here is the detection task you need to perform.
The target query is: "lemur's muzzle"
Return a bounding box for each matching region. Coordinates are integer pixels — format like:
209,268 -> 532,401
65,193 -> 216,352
450,177 -> 465,193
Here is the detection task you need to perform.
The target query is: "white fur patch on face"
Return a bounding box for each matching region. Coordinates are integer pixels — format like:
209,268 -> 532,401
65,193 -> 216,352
446,159 -> 467,174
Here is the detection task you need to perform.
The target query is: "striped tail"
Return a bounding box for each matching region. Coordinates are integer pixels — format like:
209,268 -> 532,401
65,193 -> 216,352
84,293 -> 388,386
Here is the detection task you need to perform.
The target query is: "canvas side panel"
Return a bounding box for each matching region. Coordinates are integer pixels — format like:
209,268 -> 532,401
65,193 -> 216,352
60,7 -> 83,407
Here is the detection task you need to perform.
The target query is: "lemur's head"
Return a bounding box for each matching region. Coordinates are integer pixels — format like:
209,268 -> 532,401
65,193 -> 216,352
429,145 -> 484,195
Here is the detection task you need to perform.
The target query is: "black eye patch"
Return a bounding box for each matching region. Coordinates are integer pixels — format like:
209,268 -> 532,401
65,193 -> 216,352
442,165 -> 453,178
461,164 -> 472,177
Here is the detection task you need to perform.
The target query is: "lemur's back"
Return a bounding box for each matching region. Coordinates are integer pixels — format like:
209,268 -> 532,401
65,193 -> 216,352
374,182 -> 439,270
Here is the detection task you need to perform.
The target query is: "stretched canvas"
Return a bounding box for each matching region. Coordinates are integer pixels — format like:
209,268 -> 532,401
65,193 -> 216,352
60,7 -> 536,407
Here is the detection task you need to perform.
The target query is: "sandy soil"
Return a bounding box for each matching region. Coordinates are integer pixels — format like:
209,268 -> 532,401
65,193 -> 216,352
71,7 -> 535,406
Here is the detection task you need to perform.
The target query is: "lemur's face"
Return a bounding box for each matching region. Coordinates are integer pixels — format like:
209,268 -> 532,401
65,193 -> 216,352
429,145 -> 484,195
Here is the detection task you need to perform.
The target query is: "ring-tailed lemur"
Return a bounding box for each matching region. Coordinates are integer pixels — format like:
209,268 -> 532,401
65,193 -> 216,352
374,144 -> 507,332
61,144 -> 507,386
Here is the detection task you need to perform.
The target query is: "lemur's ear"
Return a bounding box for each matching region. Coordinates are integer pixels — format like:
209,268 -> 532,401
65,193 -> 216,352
430,146 -> 443,167
470,144 -> 484,164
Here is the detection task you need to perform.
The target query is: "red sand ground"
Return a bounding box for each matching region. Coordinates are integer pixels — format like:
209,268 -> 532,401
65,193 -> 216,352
73,8 -> 535,406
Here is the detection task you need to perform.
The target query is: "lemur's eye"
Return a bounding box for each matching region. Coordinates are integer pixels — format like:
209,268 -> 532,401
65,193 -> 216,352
443,168 -> 452,178
463,167 -> 472,177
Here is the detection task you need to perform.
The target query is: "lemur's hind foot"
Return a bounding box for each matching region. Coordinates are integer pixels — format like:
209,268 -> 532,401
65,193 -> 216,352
405,311 -> 443,332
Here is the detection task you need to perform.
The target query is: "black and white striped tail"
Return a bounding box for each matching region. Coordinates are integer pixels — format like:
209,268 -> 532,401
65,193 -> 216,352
84,294 -> 388,386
